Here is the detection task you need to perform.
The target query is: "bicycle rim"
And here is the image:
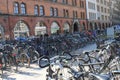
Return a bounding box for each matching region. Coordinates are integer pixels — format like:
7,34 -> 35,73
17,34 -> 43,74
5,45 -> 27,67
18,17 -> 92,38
57,66 -> 75,80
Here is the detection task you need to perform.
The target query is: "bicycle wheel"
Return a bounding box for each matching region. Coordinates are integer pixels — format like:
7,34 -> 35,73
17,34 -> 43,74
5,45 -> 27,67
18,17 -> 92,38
31,51 -> 39,63
69,57 -> 86,72
20,53 -> 30,67
1,55 -> 6,69
38,56 -> 50,68
57,66 -> 75,80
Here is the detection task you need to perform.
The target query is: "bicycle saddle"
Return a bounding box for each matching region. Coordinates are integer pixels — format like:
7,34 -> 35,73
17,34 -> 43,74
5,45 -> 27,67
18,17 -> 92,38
83,51 -> 89,55
94,49 -> 100,52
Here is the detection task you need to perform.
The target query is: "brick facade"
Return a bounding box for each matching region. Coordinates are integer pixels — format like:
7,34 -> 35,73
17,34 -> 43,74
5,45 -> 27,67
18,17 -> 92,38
0,0 -> 87,39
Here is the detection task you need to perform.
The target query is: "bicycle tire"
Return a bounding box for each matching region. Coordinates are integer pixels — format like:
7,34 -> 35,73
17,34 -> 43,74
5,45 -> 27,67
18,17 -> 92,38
69,57 -> 86,72
31,51 -> 39,63
57,66 -> 76,80
62,52 -> 72,60
38,56 -> 50,68
20,53 -> 30,67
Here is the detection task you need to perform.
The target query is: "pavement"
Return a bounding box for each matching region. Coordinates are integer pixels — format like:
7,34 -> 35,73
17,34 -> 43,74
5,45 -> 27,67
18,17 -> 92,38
0,43 -> 97,80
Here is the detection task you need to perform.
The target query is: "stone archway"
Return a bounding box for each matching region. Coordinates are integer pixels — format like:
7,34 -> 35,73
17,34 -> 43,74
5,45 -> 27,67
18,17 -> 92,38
109,23 -> 111,27
73,22 -> 79,32
94,23 -> 98,30
106,23 -> 108,28
82,22 -> 85,31
98,23 -> 101,30
90,22 -> 93,30
35,21 -> 47,36
14,20 -> 29,38
63,22 -> 70,33
102,23 -> 105,29
51,22 -> 60,34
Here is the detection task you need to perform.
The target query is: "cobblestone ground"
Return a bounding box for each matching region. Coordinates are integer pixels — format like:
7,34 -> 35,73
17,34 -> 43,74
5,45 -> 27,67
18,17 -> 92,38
0,43 -> 97,80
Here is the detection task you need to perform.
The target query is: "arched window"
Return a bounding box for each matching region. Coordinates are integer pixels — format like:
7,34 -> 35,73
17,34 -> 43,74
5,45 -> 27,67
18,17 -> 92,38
14,2 -> 19,14
73,11 -> 77,18
34,5 -> 39,15
82,22 -> 85,30
72,0 -> 77,6
66,0 -> 68,4
51,22 -> 60,34
62,0 -> 65,3
50,7 -> 54,16
62,0 -> 68,4
35,22 -> 47,35
40,5 -> 44,16
14,21 -> 29,38
52,0 -> 57,2
63,22 -> 70,33
21,3 -> 26,14
54,8 -> 58,17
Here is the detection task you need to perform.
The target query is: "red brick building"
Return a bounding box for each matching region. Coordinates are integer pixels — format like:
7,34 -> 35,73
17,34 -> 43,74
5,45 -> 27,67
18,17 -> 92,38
0,0 -> 87,39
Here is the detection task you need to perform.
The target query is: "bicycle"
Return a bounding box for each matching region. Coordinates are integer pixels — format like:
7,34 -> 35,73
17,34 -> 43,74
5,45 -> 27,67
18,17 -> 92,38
38,52 -> 72,80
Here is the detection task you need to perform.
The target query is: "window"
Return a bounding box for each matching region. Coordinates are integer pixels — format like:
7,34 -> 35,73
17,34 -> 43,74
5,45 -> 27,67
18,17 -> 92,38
73,11 -> 75,18
62,0 -> 68,4
104,8 -> 106,13
101,7 -> 103,12
97,5 -> 100,11
105,16 -> 107,20
75,0 -> 77,6
21,3 -> 26,14
81,12 -> 85,19
104,0 -> 106,5
80,12 -> 83,19
101,0 -> 103,4
97,0 -> 99,3
66,0 -> 68,4
52,0 -> 57,2
89,12 -> 96,20
101,15 -> 104,20
62,0 -> 65,3
34,5 -> 39,15
66,10 -> 69,17
82,12 -> 85,19
14,2 -> 19,14
72,0 -> 74,5
50,7 -> 54,16
73,11 -> 77,18
63,9 -> 66,17
72,0 -> 77,6
63,9 -> 69,17
40,6 -> 44,16
88,2 -> 95,10
54,8 -> 58,16
75,11 -> 77,18
81,1 -> 84,8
